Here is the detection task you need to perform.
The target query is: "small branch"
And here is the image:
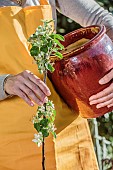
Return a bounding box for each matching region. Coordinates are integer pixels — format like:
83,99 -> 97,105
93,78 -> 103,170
42,138 -> 45,170
42,70 -> 47,170
28,20 -> 64,170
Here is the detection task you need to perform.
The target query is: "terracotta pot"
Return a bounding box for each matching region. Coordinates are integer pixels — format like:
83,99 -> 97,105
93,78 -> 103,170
48,25 -> 113,118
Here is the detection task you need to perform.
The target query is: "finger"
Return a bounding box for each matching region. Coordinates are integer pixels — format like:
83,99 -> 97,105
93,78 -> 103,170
27,72 -> 51,96
107,104 -> 113,108
99,69 -> 113,85
96,98 -> 113,109
19,84 -> 46,105
23,78 -> 47,103
16,88 -> 34,107
89,92 -> 113,105
89,83 -> 113,101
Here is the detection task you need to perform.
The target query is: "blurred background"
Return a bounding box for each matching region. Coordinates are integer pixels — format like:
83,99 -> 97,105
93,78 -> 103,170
56,0 -> 113,169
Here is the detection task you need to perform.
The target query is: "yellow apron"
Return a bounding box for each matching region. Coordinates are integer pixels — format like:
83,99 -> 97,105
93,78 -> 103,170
0,0 -> 98,169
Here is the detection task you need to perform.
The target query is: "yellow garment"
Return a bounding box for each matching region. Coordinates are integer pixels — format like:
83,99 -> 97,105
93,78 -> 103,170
0,0 -> 98,169
55,116 -> 98,170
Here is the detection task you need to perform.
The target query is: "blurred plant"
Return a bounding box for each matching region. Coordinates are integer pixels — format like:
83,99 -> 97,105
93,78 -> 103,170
97,112 -> 113,143
57,12 -> 81,35
56,0 -> 113,35
95,0 -> 113,12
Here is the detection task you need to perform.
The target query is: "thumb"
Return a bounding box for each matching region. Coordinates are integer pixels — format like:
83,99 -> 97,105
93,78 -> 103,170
99,69 -> 113,85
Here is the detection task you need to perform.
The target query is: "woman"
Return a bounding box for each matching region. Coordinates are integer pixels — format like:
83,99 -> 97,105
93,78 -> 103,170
0,0 -> 113,170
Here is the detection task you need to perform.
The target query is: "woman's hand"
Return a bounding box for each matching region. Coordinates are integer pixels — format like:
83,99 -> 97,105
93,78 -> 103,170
89,69 -> 113,109
4,70 -> 51,106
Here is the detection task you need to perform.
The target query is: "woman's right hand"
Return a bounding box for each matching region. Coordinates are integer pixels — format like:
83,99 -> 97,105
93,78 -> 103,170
4,70 -> 51,106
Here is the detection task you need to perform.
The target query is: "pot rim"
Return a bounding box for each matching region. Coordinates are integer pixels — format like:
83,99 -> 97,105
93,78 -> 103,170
61,24 -> 106,59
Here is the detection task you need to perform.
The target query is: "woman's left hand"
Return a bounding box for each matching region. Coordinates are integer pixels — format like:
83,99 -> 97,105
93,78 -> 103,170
89,69 -> 113,109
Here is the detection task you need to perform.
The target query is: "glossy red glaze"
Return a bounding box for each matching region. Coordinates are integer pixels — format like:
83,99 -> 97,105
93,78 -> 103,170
48,25 -> 113,118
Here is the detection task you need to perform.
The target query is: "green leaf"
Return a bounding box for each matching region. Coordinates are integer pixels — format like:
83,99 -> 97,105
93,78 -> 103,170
46,63 -> 55,72
40,118 -> 49,127
40,46 -> 48,53
44,19 -> 53,24
37,111 -> 43,118
39,69 -> 43,74
53,110 -> 56,117
51,111 -> 56,122
51,116 -> 55,122
54,39 -> 64,50
49,34 -> 54,39
32,33 -> 37,38
54,34 -> 65,41
55,52 -> 63,59
42,129 -> 49,137
47,40 -> 53,48
30,46 -> 39,56
52,132 -> 56,138
34,123 -> 41,132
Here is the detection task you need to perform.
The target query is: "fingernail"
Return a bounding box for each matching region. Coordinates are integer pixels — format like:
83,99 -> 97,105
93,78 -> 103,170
89,96 -> 94,101
96,105 -> 101,109
89,101 -> 95,105
47,90 -> 51,96
99,79 -> 104,84
31,103 -> 34,107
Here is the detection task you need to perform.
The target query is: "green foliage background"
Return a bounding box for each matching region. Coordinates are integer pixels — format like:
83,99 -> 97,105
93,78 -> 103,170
56,0 -> 113,143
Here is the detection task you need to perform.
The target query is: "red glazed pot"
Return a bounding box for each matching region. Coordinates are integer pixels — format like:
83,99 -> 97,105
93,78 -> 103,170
48,25 -> 113,118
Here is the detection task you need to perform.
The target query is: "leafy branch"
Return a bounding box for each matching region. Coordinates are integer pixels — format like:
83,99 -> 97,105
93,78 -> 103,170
28,20 -> 64,170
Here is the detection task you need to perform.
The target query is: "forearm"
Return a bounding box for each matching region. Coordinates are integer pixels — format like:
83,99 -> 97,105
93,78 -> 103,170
0,75 -> 12,100
57,0 -> 113,40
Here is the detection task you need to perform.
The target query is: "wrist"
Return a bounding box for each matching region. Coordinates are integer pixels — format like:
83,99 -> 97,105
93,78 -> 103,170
3,74 -> 13,95
0,74 -> 13,100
